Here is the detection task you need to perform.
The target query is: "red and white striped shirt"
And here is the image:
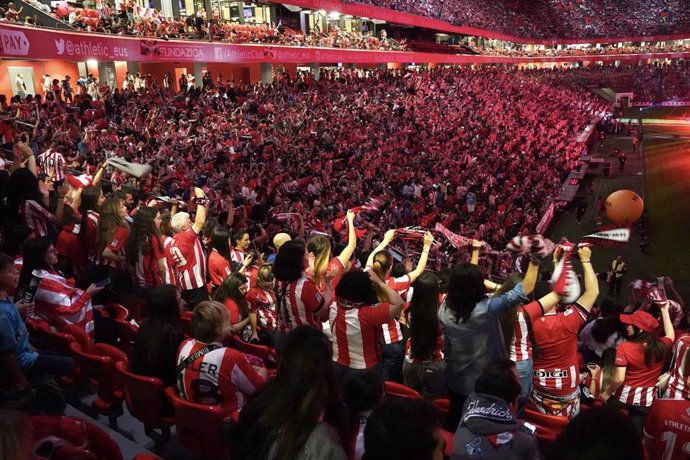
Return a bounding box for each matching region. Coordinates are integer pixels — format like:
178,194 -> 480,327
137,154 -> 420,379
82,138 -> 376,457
56,223 -> 87,281
172,228 -> 206,291
103,225 -> 130,270
664,334 -> 690,400
382,275 -> 411,345
332,301 -> 390,369
207,249 -> 232,289
133,235 -> 165,288
246,287 -> 278,331
36,149 -> 66,182
532,303 -> 588,397
230,248 -> 244,266
21,200 -> 54,238
176,339 -> 266,415
614,336 -> 672,407
32,269 -> 94,340
85,211 -> 106,267
508,301 -> 541,362
161,236 -> 178,286
276,276 -> 324,333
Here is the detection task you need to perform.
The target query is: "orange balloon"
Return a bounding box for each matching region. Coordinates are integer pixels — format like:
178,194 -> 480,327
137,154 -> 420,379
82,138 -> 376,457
605,190 -> 644,225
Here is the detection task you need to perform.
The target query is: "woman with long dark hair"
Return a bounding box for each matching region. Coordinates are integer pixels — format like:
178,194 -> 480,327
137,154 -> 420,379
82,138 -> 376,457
125,206 -> 165,291
131,285 -> 185,386
213,272 -> 250,336
273,240 -> 331,339
231,326 -> 347,460
98,196 -> 130,294
403,271 -> 445,398
439,240 -> 531,431
19,238 -> 103,340
366,230 -> 433,382
331,269 -> 404,384
206,226 -> 234,294
600,303 -> 674,433
7,168 -> 66,239
79,185 -> 105,282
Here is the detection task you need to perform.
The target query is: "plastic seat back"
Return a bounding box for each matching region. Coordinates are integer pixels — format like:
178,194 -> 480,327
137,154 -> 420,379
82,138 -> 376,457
232,335 -> 277,368
164,387 -> 232,460
384,381 -> 422,399
115,361 -> 174,429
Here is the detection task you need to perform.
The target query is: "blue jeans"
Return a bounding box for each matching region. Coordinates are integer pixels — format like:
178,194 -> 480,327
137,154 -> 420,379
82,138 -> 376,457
382,341 -> 404,383
515,359 -> 533,417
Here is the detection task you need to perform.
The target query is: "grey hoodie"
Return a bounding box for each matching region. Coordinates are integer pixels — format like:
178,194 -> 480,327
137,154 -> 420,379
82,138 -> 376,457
451,393 -> 542,460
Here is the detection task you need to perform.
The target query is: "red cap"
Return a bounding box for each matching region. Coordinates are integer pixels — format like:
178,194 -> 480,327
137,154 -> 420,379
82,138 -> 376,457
619,310 -> 659,334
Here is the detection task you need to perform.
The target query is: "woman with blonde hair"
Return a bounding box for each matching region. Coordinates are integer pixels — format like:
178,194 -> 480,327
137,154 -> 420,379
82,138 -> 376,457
176,300 -> 266,415
366,230 -> 433,381
307,210 -> 356,293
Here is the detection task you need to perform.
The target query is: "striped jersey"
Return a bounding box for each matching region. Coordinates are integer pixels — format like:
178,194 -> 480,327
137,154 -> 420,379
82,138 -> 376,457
246,287 -> 278,331
508,301 -> 541,362
133,235 -> 165,287
161,236 -> 178,286
21,200 -> 54,238
532,303 -> 589,397
614,336 -> 672,407
276,276 -> 324,333
176,339 -> 266,415
32,269 -> 94,340
207,249 -> 232,289
36,149 -> 66,182
382,275 -> 411,345
172,228 -> 207,291
331,300 -> 390,369
664,334 -> 690,400
230,248 -> 245,266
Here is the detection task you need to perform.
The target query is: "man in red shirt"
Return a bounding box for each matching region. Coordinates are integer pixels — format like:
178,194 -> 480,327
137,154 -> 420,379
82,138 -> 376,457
170,187 -> 209,309
529,246 -> 599,419
644,398 -> 690,460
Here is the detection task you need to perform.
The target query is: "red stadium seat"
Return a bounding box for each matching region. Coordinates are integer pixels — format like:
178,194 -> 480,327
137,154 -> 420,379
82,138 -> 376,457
384,381 -> 422,399
102,303 -> 130,321
33,321 -> 75,356
58,323 -> 92,351
31,415 -> 124,460
119,294 -> 147,321
180,311 -> 193,337
113,319 -> 138,356
115,361 -> 174,447
68,342 -> 128,428
164,387 -> 234,460
231,335 -> 277,368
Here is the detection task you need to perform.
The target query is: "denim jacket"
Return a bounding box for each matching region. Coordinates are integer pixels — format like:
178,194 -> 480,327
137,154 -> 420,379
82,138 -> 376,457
439,283 -> 528,395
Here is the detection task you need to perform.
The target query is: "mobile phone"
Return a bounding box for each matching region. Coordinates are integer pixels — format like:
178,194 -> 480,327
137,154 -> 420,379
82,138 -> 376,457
22,273 -> 42,303
95,278 -> 110,288
656,277 -> 668,303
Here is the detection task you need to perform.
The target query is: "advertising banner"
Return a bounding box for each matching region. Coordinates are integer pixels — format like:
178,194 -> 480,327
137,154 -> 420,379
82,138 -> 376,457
2,23 -> 689,64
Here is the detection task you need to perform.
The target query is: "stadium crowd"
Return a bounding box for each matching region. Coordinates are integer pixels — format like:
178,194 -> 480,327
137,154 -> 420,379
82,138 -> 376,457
0,64 -> 688,460
472,41 -> 690,58
0,1 -> 408,52
344,0 -> 690,39
560,60 -> 690,103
